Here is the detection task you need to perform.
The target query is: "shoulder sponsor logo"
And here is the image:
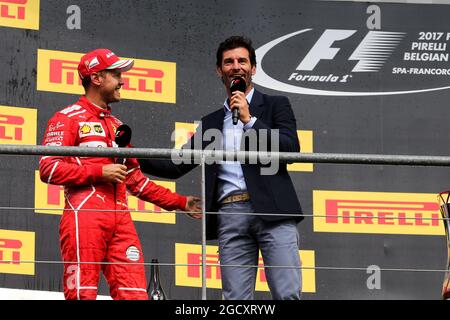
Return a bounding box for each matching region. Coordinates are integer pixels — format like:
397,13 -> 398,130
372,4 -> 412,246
93,124 -> 103,134
253,29 -> 450,96
34,171 -> 176,224
79,123 -> 91,135
0,229 -> 35,275
174,122 -> 314,172
175,243 -> 316,293
78,122 -> 105,138
0,0 -> 39,30
313,190 -> 443,235
37,49 -> 176,103
0,105 -> 37,145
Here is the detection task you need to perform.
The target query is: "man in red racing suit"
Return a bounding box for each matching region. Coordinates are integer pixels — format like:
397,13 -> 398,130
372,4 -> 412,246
39,49 -> 201,300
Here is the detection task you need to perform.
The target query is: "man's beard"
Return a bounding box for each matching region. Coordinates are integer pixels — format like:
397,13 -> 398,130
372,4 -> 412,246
103,90 -> 120,104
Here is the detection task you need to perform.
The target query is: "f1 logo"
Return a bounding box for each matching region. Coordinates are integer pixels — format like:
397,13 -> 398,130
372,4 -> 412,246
296,29 -> 405,73
297,30 -> 356,71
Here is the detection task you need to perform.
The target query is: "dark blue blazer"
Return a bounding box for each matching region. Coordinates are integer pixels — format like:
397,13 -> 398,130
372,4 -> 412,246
139,89 -> 303,240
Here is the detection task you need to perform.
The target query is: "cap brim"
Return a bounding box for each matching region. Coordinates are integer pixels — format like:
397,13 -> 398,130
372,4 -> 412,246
106,59 -> 134,72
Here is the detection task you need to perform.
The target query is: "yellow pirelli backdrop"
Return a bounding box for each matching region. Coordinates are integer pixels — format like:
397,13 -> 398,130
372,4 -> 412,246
313,190 -> 444,235
174,122 -> 314,172
34,171 -> 177,224
37,49 -> 176,103
0,105 -> 37,145
175,243 -> 316,293
0,0 -> 39,30
0,229 -> 35,275
287,130 -> 313,172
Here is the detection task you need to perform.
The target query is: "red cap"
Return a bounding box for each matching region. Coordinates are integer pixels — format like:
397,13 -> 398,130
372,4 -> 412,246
77,48 -> 134,79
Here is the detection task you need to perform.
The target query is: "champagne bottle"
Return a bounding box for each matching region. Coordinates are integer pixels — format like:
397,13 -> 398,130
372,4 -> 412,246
147,258 -> 167,300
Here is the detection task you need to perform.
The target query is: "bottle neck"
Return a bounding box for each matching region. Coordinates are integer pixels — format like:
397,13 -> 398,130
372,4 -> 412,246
151,260 -> 161,286
152,264 -> 160,285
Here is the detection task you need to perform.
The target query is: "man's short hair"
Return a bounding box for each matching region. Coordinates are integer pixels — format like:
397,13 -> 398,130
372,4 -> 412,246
216,36 -> 256,67
81,70 -> 107,90
81,76 -> 91,90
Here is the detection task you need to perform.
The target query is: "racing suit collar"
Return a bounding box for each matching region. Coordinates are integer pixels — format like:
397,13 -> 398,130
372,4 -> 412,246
78,96 -> 112,118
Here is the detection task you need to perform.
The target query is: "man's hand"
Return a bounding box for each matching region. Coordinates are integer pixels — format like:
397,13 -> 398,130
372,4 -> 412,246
230,91 -> 251,124
101,164 -> 127,183
184,196 -> 202,219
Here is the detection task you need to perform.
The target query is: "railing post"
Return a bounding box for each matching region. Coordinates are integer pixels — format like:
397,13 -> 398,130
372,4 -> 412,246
201,153 -> 207,300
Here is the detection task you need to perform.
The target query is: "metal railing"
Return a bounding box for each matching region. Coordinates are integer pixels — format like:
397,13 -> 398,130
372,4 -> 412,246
3,144 -> 450,166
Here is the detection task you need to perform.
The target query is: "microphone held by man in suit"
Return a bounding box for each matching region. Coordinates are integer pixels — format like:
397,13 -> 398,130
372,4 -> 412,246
230,76 -> 247,125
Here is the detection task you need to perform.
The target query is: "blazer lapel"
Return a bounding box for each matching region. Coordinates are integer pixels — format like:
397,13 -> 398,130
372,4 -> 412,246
249,89 -> 264,119
201,108 -> 224,150
208,108 -> 224,132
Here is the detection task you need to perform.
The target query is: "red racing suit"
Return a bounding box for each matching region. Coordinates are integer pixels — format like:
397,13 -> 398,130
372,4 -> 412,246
39,96 -> 187,300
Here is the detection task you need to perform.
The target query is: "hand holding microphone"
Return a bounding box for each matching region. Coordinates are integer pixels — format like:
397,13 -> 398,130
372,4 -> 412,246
229,77 -> 247,125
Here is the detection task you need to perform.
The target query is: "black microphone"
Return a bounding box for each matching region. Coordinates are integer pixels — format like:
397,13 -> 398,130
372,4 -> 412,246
229,77 -> 246,125
115,124 -> 132,165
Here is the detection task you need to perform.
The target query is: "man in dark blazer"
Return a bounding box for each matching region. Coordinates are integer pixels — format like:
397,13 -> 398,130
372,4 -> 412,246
139,36 -> 303,300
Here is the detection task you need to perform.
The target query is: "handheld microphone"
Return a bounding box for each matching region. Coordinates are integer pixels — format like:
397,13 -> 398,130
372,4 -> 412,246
115,124 -> 132,165
229,77 -> 246,125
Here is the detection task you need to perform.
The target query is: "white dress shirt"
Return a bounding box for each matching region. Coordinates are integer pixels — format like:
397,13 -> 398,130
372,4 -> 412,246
216,88 -> 257,202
